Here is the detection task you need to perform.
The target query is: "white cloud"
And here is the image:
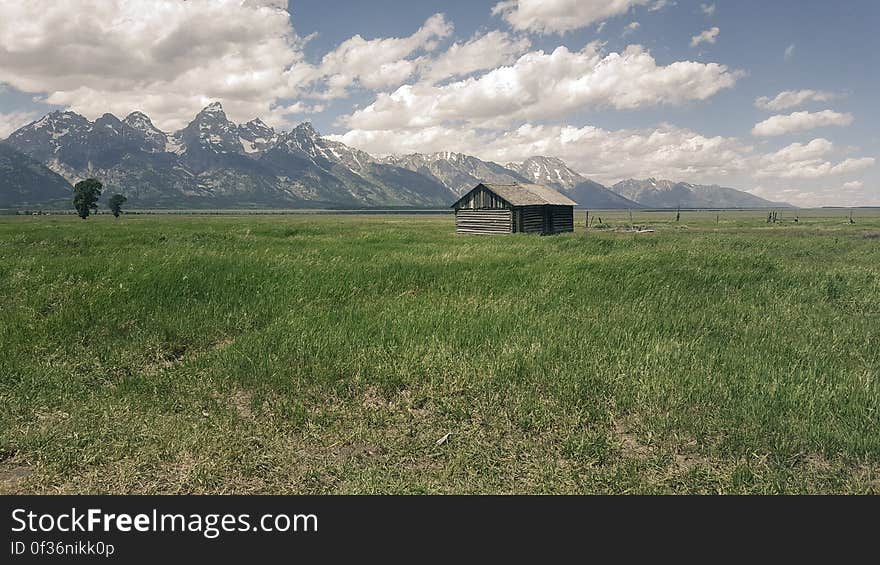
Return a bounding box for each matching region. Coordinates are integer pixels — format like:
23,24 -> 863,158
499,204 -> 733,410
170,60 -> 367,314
0,110 -> 40,138
421,31 -> 531,84
752,109 -> 854,137
0,0 -> 310,131
335,124 -> 875,196
701,3 -> 716,16
343,43 -> 741,130
768,138 -> 835,161
754,89 -> 837,111
755,138 -> 874,179
491,0 -> 650,34
621,22 -> 641,37
300,14 -> 453,99
842,180 -> 864,191
650,1 -> 674,12
690,27 -> 720,48
332,122 -> 753,185
784,44 -> 796,61
281,101 -> 326,115
827,158 -> 875,175
0,4 -> 462,130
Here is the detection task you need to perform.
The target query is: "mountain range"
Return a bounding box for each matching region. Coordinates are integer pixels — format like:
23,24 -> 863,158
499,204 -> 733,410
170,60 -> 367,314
0,142 -> 71,207
610,178 -> 787,209
0,103 -> 787,210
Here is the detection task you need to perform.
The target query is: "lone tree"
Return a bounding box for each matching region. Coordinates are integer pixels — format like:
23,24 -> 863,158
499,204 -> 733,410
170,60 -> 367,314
108,194 -> 127,218
73,178 -> 103,219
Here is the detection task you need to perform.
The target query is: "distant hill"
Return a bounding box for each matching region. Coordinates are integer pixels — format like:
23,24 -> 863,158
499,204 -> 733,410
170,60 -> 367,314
610,178 -> 790,208
0,142 -> 71,207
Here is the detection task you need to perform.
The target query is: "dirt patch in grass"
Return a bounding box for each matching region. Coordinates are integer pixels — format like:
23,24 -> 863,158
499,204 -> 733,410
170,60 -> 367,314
333,443 -> 381,462
861,466 -> 880,493
612,417 -> 713,475
0,461 -> 33,493
672,452 -> 707,473
213,337 -> 235,350
142,337 -> 235,376
803,453 -> 834,473
142,342 -> 189,375
230,390 -> 254,420
613,420 -> 650,458
362,386 -> 389,410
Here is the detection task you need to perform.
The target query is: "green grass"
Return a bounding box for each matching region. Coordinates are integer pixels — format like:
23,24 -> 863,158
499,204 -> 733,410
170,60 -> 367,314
1,210 -> 879,494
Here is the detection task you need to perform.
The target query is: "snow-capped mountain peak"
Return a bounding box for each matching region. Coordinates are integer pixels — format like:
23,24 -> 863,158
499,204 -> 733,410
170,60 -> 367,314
123,111 -> 168,152
277,121 -> 375,172
124,111 -> 156,130
174,102 -> 243,156
609,178 -> 784,208
382,151 -> 528,196
507,156 -> 586,191
238,118 -> 278,154
4,110 -> 92,163
27,110 -> 91,135
243,118 -> 273,135
95,113 -> 124,135
200,101 -> 225,115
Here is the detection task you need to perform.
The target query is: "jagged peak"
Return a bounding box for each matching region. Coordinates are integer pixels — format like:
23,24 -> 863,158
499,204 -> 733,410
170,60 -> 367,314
242,118 -> 275,136
292,121 -> 319,135
193,102 -> 228,120
433,150 -> 466,159
177,102 -> 235,135
125,110 -> 151,121
124,111 -> 162,130
20,110 -> 90,133
523,155 -> 566,164
43,109 -> 88,121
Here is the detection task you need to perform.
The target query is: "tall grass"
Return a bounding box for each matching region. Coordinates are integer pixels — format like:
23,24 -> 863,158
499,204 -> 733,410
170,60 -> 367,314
1,211 -> 878,493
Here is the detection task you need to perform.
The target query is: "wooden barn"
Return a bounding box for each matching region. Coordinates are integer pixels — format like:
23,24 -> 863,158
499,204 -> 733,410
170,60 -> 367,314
451,183 -> 576,235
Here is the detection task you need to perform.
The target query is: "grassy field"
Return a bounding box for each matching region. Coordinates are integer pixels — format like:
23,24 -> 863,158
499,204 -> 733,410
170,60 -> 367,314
1,209 -> 879,494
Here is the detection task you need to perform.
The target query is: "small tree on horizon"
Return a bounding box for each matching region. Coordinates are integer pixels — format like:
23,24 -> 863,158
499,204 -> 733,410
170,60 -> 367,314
108,194 -> 127,218
73,178 -> 103,219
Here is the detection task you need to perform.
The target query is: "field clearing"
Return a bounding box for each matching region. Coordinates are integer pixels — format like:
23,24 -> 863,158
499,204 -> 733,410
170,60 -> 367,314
1,210 -> 879,493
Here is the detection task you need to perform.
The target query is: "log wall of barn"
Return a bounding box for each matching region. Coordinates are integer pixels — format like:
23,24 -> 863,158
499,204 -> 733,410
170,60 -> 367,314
518,206 -> 545,233
547,205 -> 574,234
455,209 -> 513,234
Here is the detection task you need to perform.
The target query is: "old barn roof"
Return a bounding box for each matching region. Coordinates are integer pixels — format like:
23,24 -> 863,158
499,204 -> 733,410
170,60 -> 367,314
454,183 -> 577,208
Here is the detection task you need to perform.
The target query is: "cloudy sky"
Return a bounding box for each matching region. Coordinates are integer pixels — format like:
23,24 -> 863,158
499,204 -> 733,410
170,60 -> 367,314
0,0 -> 877,206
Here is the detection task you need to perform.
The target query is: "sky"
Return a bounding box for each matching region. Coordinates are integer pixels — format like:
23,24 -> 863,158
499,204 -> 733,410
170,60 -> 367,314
0,0 -> 877,206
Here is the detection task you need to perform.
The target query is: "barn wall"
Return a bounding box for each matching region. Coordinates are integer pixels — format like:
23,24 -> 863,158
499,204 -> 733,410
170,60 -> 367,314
455,209 -> 513,235
454,186 -> 511,210
547,205 -> 574,234
519,205 -> 545,234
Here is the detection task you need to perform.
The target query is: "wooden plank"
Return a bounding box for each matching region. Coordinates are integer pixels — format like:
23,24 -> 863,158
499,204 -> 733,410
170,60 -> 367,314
546,206 -> 574,234
455,209 -> 512,235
